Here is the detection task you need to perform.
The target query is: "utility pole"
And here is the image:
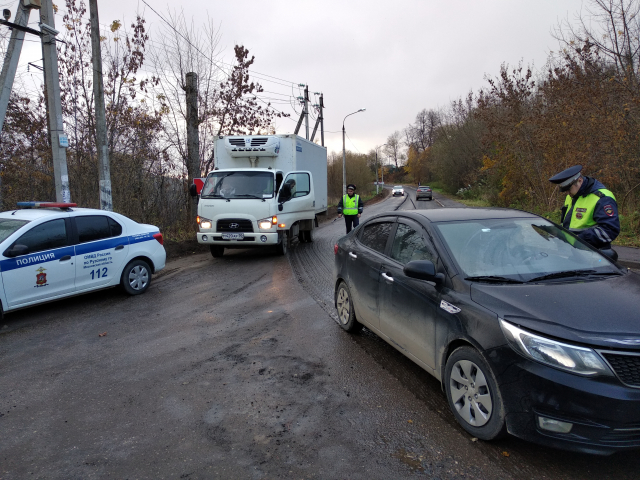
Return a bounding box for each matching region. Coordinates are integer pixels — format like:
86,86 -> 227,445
0,1 -> 41,132
185,72 -> 199,220
342,108 -> 366,195
374,144 -> 387,195
303,84 -> 309,140
310,93 -> 324,147
89,0 -> 112,210
0,1 -> 41,209
40,0 -> 71,203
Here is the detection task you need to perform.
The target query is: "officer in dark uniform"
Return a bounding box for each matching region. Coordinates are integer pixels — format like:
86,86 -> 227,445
337,184 -> 364,234
549,165 -> 620,256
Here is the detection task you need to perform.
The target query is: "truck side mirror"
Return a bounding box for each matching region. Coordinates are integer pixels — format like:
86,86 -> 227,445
189,184 -> 198,197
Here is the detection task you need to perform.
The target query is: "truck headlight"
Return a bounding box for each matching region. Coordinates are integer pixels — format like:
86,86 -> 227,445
198,216 -> 213,230
499,319 -> 613,376
258,216 -> 277,230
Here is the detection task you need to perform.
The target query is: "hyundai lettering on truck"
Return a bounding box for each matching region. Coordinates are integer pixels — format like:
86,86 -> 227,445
191,134 -> 328,257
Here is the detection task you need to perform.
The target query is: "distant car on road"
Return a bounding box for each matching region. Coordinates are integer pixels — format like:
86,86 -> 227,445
392,185 -> 404,196
333,207 -> 640,455
416,185 -> 432,201
0,202 -> 166,319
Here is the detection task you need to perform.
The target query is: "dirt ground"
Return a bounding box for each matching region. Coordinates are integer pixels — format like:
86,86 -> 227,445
163,188 -> 391,261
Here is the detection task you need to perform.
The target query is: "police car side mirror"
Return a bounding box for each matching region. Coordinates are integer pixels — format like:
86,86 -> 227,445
4,244 -> 29,258
189,184 -> 198,197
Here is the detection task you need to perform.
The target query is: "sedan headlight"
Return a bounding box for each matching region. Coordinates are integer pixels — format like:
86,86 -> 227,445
258,216 -> 277,230
197,216 -> 213,230
499,319 -> 613,376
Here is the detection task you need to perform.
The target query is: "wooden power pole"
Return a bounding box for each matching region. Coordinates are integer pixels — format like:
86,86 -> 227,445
40,0 -> 71,203
185,72 -> 199,220
89,0 -> 112,210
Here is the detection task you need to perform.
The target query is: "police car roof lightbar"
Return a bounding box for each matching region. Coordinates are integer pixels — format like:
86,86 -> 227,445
17,202 -> 77,209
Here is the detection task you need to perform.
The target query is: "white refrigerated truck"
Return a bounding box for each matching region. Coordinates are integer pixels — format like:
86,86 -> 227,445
191,134 -> 327,256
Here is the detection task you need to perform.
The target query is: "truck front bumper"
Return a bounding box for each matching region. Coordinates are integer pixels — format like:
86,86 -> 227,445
196,232 -> 280,247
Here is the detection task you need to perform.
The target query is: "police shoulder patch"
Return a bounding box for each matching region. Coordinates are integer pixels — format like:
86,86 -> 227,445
604,204 -> 615,217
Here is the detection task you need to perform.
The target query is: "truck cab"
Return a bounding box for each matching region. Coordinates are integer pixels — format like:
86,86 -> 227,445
192,134 -> 327,256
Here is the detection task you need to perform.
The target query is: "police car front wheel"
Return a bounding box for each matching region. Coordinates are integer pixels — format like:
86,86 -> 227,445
121,259 -> 151,295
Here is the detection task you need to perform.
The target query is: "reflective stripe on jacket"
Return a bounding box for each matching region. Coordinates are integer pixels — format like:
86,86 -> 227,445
342,194 -> 359,215
563,188 -> 615,230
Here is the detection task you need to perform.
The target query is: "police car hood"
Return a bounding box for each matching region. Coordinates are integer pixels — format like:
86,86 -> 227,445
470,273 -> 640,348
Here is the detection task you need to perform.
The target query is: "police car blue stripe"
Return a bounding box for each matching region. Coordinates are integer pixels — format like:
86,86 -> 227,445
0,232 -> 158,272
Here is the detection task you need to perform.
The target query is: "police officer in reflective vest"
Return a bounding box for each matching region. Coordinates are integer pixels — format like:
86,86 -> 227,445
337,184 -> 364,234
549,165 -> 620,255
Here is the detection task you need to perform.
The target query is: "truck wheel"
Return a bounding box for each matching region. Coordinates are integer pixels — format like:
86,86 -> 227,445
276,232 -> 288,255
298,231 -> 307,243
304,227 -> 314,243
121,259 -> 151,295
210,246 -> 224,257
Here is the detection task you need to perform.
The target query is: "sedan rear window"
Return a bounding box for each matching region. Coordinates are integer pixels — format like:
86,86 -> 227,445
360,222 -> 393,254
76,216 -> 123,243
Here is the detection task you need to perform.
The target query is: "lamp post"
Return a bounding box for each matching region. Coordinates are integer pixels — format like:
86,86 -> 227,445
374,144 -> 387,195
342,108 -> 366,195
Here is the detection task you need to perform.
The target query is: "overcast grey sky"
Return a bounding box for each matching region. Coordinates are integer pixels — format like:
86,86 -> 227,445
10,0 -> 585,156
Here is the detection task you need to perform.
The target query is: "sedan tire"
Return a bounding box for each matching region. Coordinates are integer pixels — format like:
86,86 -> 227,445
444,346 -> 505,441
121,259 -> 152,295
335,281 -> 363,333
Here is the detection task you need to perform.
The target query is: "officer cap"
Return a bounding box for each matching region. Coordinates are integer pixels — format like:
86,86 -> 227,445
549,165 -> 583,192
347,184 -> 356,191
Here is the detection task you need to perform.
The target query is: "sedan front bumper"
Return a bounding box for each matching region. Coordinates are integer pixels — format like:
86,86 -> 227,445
490,346 -> 640,455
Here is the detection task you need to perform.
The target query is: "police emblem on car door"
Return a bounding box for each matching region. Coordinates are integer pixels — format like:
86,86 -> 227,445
0,218 -> 76,307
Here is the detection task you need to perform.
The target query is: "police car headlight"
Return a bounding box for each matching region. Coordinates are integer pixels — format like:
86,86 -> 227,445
500,319 -> 613,376
258,216 -> 277,230
198,217 -> 213,230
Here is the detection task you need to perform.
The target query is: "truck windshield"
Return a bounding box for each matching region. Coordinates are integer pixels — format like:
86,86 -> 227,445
200,171 -> 275,199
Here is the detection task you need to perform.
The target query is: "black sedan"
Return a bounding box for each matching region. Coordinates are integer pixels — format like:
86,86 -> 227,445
333,208 -> 640,455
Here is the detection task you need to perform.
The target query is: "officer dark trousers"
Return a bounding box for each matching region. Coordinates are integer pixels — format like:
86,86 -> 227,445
345,215 -> 359,234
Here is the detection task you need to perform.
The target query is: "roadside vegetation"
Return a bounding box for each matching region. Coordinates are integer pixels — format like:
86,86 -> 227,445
346,0 -> 640,247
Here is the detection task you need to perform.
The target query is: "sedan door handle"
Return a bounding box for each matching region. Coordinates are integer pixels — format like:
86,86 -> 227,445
59,255 -> 71,261
349,252 -> 357,259
381,272 -> 394,283
115,245 -> 125,250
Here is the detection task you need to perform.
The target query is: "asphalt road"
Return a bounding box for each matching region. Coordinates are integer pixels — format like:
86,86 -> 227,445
1,188 -> 639,479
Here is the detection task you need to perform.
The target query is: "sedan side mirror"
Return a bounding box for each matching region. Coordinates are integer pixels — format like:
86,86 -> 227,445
404,260 -> 445,285
4,244 -> 29,258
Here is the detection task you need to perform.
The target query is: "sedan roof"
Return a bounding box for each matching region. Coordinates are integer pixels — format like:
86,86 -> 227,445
384,207 -> 540,223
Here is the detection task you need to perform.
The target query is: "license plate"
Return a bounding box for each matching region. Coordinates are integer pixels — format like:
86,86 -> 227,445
222,233 -> 244,240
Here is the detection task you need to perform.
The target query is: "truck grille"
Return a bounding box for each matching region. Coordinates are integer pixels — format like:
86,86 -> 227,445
216,219 -> 254,233
601,351 -> 640,387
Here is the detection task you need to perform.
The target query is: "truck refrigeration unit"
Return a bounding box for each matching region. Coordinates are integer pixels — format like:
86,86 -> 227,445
190,134 -> 328,257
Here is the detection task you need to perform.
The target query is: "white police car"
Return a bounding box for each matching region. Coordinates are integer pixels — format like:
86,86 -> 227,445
0,202 -> 166,318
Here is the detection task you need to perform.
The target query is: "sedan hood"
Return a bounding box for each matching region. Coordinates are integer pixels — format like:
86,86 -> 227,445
470,273 -> 640,348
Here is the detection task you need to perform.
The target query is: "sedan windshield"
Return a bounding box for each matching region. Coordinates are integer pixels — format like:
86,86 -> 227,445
0,218 -> 29,243
435,218 -> 618,281
200,171 -> 275,199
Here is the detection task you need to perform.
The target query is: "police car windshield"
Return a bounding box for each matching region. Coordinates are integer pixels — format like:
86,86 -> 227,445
0,219 -> 29,243
436,218 -> 618,282
200,171 -> 275,199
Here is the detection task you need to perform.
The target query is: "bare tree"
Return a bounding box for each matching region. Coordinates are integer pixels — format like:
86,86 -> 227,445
404,108 -> 441,153
384,131 -> 405,169
554,0 -> 640,88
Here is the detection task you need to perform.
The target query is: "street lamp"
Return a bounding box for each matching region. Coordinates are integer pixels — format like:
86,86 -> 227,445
342,108 -> 366,196
374,144 -> 387,195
